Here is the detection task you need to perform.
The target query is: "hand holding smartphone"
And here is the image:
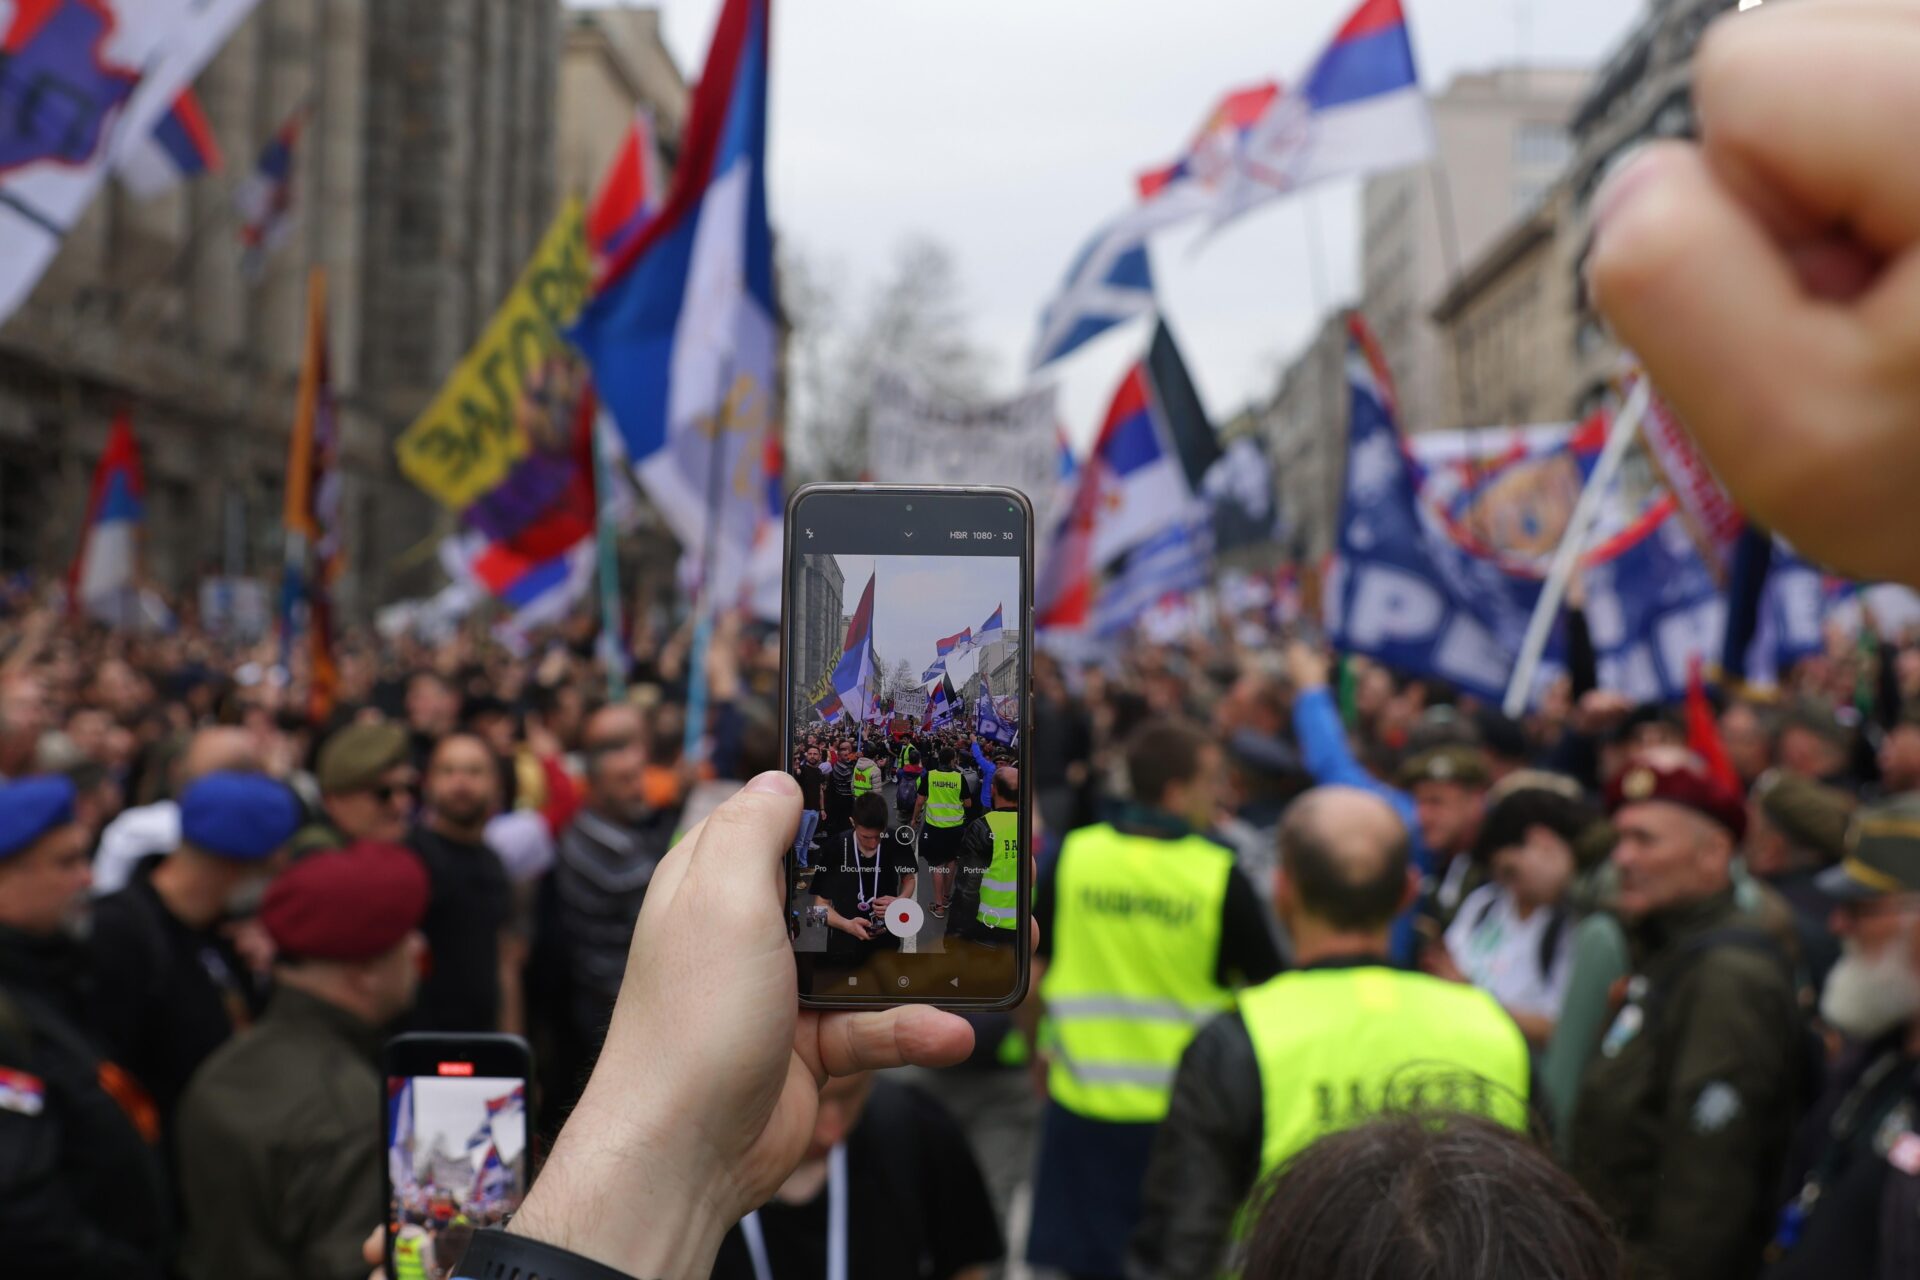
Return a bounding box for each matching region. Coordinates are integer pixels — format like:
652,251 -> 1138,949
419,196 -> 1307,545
781,485 -> 1033,1009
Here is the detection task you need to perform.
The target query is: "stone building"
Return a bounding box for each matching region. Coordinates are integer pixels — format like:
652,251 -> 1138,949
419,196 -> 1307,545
1566,0 -> 1740,414
559,6 -> 688,204
1360,67 -> 1590,435
1429,183 -> 1581,432
1259,310 -> 1350,563
789,554 -> 846,699
0,0 -> 559,615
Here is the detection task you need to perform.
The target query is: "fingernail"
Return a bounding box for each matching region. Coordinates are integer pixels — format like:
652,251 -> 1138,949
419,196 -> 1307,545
746,770 -> 797,795
1590,144 -> 1659,235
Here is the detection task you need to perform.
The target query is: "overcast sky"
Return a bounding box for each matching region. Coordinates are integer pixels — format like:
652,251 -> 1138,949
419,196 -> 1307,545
581,0 -> 1643,444
832,552 -> 1018,683
408,1077 -> 527,1168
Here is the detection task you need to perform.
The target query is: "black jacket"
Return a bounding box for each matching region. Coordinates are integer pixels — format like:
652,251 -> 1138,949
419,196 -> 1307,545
0,924 -> 170,1278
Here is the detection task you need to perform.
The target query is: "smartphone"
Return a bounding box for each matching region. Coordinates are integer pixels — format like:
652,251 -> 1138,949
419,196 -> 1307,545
383,1033 -> 533,1277
782,484 -> 1033,1009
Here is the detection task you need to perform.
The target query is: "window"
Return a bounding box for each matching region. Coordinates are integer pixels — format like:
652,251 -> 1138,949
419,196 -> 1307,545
1515,122 -> 1571,170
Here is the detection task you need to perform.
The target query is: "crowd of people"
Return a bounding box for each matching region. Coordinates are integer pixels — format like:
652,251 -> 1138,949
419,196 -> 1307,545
5,570 -> 1919,1279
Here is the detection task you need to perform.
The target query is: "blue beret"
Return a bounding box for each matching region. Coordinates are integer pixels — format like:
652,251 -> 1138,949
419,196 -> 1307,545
0,776 -> 77,862
179,773 -> 303,862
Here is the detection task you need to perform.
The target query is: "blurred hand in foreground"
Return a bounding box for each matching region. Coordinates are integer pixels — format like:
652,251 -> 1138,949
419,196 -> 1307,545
1588,0 -> 1920,584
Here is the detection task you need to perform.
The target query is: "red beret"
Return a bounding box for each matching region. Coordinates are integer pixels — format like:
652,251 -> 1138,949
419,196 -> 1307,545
260,841 -> 429,962
1605,759 -> 1746,841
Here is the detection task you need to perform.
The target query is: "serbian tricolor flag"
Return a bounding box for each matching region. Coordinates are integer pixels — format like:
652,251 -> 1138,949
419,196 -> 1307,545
119,88 -> 222,198
935,628 -> 971,658
571,0 -> 775,610
69,410 -> 144,619
1207,0 -> 1433,233
976,604 -> 1004,642
832,572 -> 878,723
586,108 -> 664,267
236,106 -> 304,279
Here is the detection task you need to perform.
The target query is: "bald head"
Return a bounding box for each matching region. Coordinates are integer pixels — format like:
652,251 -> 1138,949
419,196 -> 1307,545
1279,787 -> 1412,932
992,765 -> 1019,807
180,727 -> 257,785
582,704 -> 646,757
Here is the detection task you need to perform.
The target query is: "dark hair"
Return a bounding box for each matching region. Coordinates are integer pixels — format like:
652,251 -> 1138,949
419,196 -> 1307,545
1125,717 -> 1212,808
1243,1111 -> 1622,1280
1280,793 -> 1409,931
852,792 -> 889,831
1472,786 -> 1594,866
992,770 -> 1018,804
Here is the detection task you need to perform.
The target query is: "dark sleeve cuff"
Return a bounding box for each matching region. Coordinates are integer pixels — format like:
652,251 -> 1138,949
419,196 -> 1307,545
454,1228 -> 639,1280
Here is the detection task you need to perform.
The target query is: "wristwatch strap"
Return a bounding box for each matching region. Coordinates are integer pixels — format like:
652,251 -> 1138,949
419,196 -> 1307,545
454,1228 -> 639,1280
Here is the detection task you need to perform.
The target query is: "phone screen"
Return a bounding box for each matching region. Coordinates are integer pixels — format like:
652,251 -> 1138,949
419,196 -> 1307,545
785,486 -> 1031,1007
384,1052 -> 530,1273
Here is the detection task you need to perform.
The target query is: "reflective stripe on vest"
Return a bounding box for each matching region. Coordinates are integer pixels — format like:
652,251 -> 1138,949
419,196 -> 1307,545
1239,966 -> 1531,1184
853,764 -> 877,796
1041,823 -> 1235,1123
926,771 -> 965,827
978,809 -> 1020,928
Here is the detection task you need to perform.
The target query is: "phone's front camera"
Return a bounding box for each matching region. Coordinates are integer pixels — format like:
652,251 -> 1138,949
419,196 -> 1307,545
905,503 -> 914,512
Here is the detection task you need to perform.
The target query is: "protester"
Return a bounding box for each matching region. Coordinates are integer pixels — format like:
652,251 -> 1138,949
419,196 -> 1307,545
792,743 -> 827,867
1025,717 -> 1283,1280
91,724 -> 256,896
1239,1112 -> 1624,1280
297,723 -> 417,853
951,764 -> 1021,947
1746,768 -> 1853,994
810,792 -> 917,970
175,842 -> 429,1280
0,776 -> 171,1278
1569,755 -> 1807,1279
1764,795 -> 1920,1279
709,1072 -> 1003,1280
1434,776 -> 1597,1045
552,714 -> 676,1061
918,747 -> 972,918
1129,786 -> 1530,1278
407,733 -> 513,1033
88,771 -> 303,1132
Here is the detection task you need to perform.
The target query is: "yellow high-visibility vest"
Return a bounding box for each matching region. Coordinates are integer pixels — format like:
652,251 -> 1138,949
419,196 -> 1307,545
1041,823 -> 1233,1122
926,770 -> 965,828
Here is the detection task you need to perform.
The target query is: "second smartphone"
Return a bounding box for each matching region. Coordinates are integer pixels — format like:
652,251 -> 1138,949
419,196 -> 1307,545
781,484 -> 1033,1010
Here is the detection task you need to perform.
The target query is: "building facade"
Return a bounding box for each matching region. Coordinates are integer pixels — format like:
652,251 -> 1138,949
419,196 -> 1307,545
790,555 -> 846,699
1566,0 -> 1739,414
1258,311 -> 1350,563
1429,183 -> 1581,432
0,0 -> 559,615
559,6 -> 688,204
1360,67 -> 1590,435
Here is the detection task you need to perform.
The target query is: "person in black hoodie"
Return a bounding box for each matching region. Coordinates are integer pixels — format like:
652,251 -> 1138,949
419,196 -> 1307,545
0,777 -> 169,1278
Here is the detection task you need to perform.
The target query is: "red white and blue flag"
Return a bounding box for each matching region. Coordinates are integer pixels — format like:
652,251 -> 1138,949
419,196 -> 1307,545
1209,0 -> 1433,232
586,108 -> 664,267
68,409 -> 143,619
832,572 -> 878,724
1137,81 -> 1280,204
570,0 -> 776,611
236,106 -> 303,278
934,628 -> 971,659
0,1 -> 260,322
975,604 -> 1004,643
118,87 -> 222,197
470,1143 -> 512,1207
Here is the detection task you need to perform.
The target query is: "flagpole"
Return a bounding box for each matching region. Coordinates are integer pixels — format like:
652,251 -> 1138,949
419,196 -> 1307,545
590,413 -> 627,701
682,358 -> 734,764
1500,377 -> 1650,718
